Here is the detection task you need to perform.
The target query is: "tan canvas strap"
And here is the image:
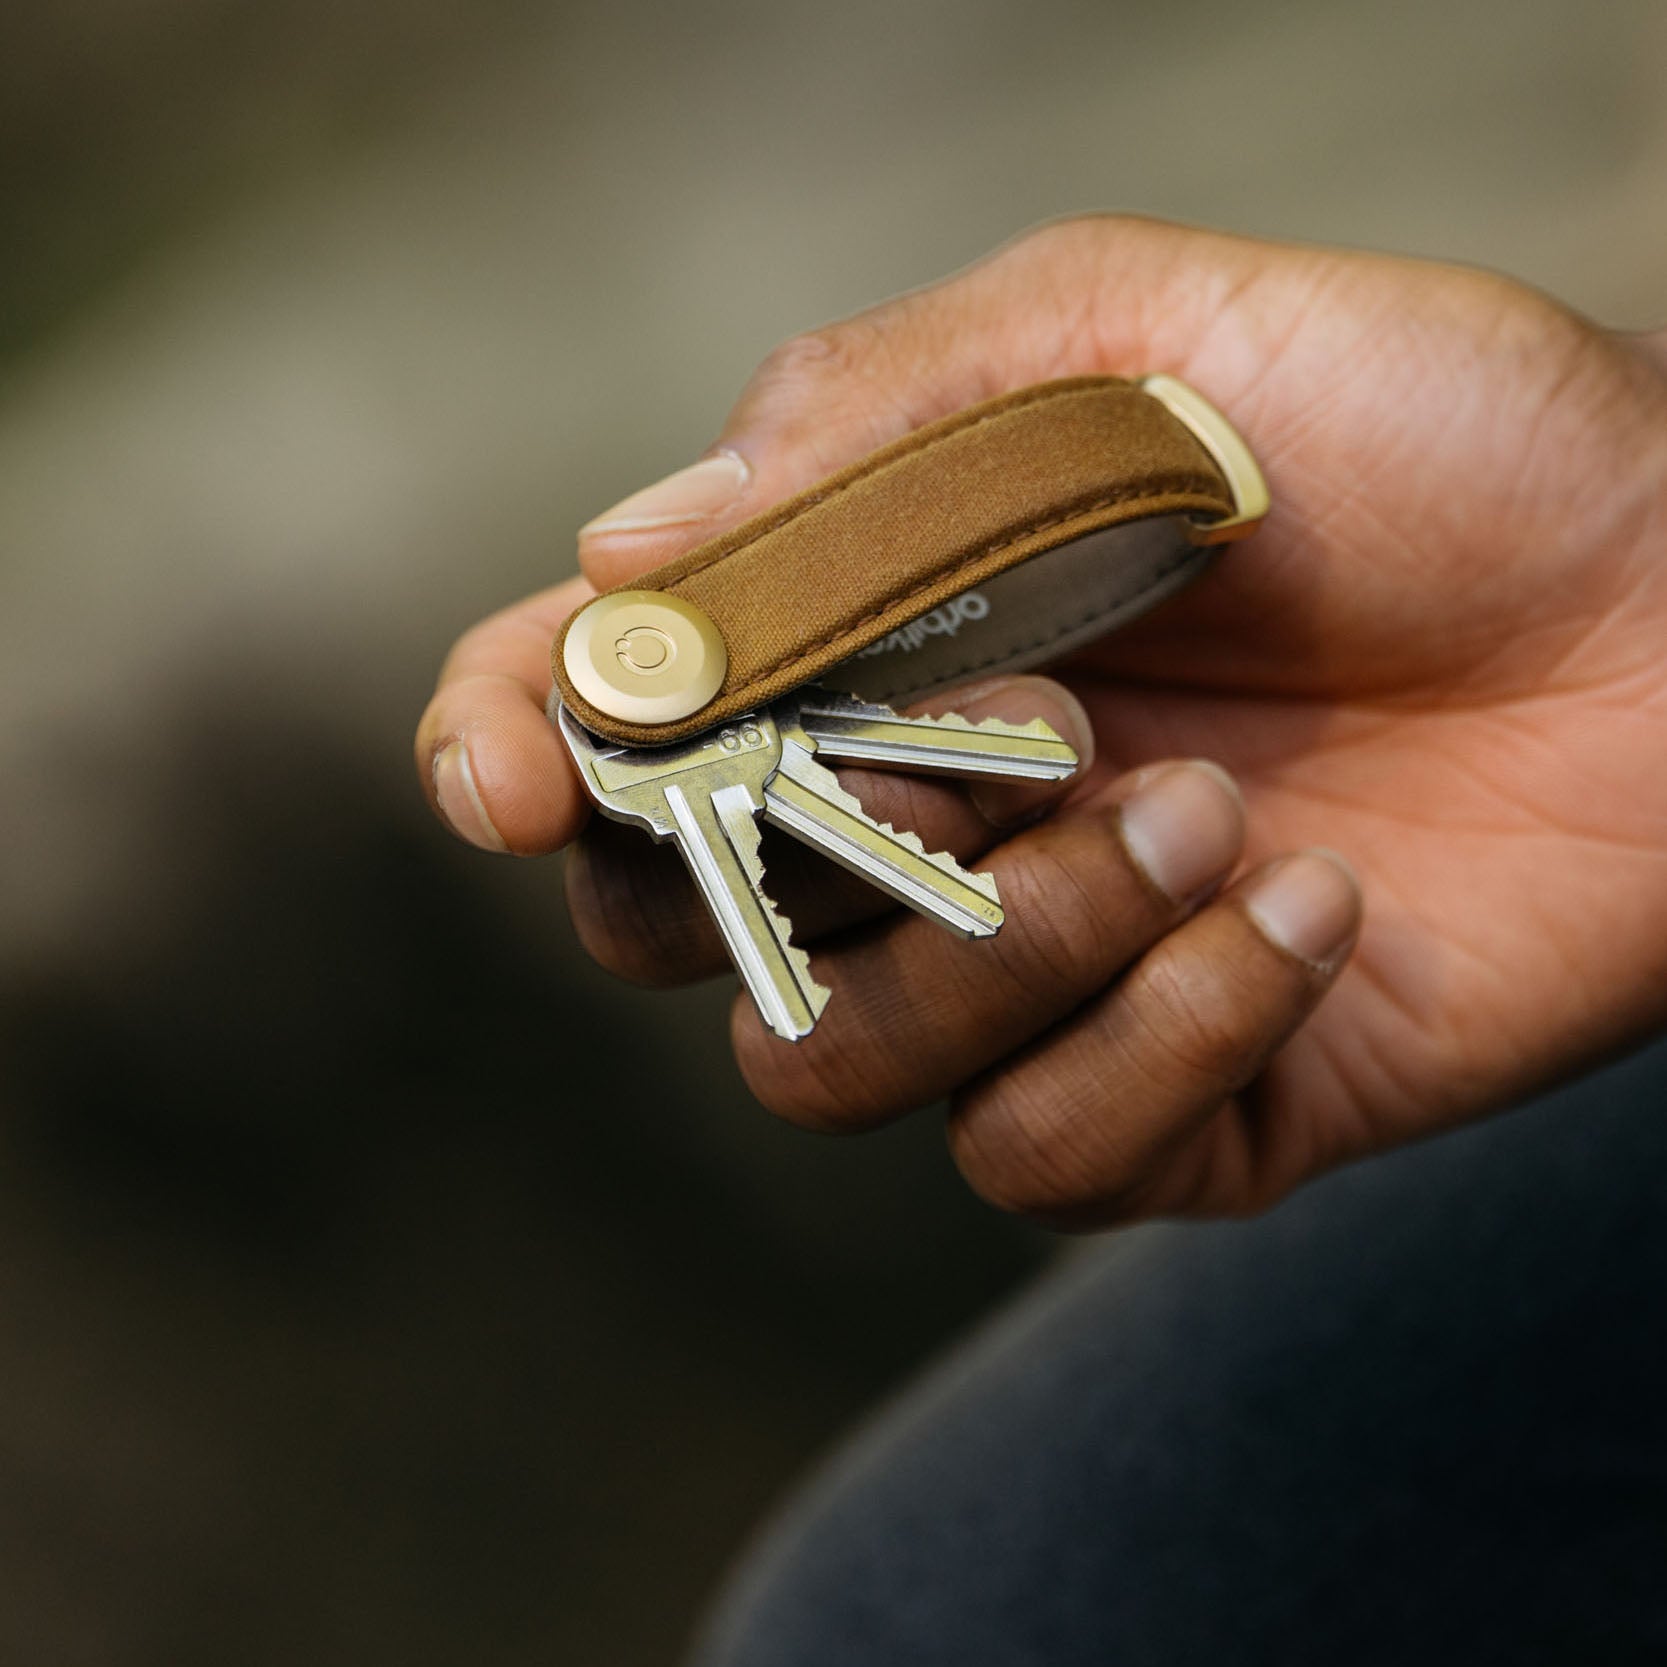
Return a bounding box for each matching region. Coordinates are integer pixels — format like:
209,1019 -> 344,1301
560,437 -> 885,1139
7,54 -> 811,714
554,375 -> 1258,746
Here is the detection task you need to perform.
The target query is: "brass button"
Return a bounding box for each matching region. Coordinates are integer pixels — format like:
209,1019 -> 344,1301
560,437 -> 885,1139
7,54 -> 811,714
562,590 -> 728,725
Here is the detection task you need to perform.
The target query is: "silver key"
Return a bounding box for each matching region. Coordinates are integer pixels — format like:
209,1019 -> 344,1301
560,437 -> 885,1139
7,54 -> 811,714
557,705 -> 830,1041
764,735 -> 1005,939
756,687 -> 1079,939
557,685 -> 1079,1040
779,687 -> 1079,781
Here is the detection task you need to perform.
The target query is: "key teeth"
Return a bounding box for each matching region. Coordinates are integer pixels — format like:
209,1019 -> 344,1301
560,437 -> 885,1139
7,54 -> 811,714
756,883 -> 831,1017
709,778 -> 831,1035
791,747 -> 1001,904
866,816 -> 999,896
735,834 -> 833,1016
796,687 -> 1067,746
911,708 -> 1068,745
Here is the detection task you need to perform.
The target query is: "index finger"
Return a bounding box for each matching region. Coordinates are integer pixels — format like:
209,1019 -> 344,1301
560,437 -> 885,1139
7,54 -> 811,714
415,574 -> 594,855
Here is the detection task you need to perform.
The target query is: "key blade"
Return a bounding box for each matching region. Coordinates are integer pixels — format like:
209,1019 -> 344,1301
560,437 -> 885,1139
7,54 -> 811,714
782,688 -> 1078,781
764,742 -> 1004,940
665,779 -> 830,1042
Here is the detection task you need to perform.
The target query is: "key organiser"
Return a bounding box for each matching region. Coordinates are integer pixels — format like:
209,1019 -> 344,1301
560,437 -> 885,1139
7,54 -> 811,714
554,375 -> 1267,746
550,374 -> 1268,1039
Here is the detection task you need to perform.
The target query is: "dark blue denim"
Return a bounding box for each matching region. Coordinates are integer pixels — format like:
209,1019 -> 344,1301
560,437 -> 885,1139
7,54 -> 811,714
694,1041 -> 1667,1665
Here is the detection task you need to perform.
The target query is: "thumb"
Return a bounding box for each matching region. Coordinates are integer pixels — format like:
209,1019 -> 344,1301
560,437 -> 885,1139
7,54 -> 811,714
577,216 -> 1243,593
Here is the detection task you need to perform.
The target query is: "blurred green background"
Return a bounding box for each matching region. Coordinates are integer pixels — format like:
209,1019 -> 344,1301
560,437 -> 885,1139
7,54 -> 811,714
0,1 -> 1662,1661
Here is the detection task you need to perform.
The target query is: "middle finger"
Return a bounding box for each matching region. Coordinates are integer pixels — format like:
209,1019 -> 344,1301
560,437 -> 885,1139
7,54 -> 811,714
732,759 -> 1247,1130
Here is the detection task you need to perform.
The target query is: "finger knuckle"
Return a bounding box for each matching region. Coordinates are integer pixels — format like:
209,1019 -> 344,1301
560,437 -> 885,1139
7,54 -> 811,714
753,324 -> 874,395
1001,212 -> 1152,269
1129,938 -> 1264,1091
948,1067 -> 1114,1219
993,850 -> 1108,997
1019,211 -> 1114,251
439,619 -> 494,679
989,806 -> 1150,1000
564,901 -> 654,985
563,842 -> 691,987
732,1022 -> 899,1134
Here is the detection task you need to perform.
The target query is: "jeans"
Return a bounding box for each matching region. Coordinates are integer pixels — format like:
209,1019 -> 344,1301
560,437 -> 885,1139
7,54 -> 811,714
693,1041 -> 1667,1665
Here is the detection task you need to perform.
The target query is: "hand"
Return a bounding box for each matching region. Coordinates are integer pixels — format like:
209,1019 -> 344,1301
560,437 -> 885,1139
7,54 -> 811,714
416,217 -> 1667,1226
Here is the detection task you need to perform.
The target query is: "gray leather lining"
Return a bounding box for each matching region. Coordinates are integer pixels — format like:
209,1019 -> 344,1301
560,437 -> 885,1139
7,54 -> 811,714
827,517 -> 1212,705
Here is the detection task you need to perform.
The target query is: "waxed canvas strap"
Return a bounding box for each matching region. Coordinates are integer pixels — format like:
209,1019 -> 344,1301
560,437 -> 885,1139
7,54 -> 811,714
552,376 -> 1241,745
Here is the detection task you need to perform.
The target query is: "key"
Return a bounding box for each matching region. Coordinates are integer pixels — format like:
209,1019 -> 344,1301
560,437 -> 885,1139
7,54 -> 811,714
758,687 -> 1078,939
762,734 -> 1006,939
557,705 -> 830,1041
556,685 -> 1080,1041
777,687 -> 1080,781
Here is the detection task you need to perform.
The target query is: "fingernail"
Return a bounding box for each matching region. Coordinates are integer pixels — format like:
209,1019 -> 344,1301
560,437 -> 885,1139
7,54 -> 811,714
941,677 -> 1096,828
433,740 -> 508,853
1243,848 -> 1362,968
1115,759 -> 1244,905
579,451 -> 750,536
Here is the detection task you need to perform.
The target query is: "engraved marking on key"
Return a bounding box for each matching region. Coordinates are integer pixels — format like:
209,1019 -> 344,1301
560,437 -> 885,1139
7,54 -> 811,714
589,719 -> 771,796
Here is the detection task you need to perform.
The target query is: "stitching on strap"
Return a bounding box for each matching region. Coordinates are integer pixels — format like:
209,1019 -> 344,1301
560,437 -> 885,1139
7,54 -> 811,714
665,380 -> 1128,587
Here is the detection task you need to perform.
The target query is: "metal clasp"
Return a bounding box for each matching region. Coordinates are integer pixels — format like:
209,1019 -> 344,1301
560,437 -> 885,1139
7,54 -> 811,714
1140,373 -> 1270,545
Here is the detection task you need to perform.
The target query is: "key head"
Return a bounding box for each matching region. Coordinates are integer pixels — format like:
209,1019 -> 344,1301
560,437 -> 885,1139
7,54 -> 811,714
556,703 -> 783,839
